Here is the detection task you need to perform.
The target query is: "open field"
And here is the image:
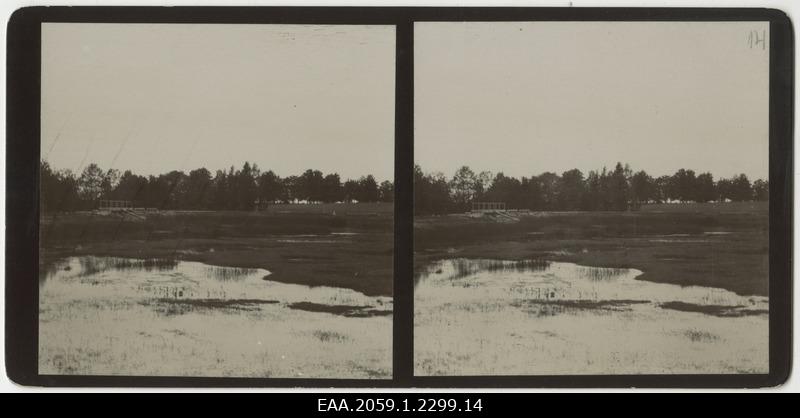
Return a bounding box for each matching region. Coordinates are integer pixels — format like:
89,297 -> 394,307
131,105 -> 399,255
415,202 -> 768,296
639,201 -> 768,214
41,207 -> 394,297
265,202 -> 393,215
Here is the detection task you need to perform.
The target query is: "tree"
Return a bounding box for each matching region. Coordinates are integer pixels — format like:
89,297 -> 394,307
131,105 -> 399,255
558,169 -> 585,211
151,170 -> 188,209
378,180 -> 394,202
298,169 -> 325,203
694,173 -> 716,203
608,163 -> 629,210
235,162 -> 257,210
428,172 -> 453,213
753,179 -> 769,201
256,170 -> 284,204
357,175 -> 379,202
321,173 -> 343,203
185,168 -> 212,209
40,161 -> 59,212
537,172 -> 561,210
112,170 -> 148,204
716,178 -> 733,202
100,169 -> 121,200
630,170 -> 655,209
670,169 -> 697,203
474,171 -> 493,202
583,170 -> 603,210
48,158 -> 765,214
343,179 -> 360,203
413,165 -> 428,214
283,175 -> 300,202
44,160 -> 399,211
40,161 -> 81,212
449,166 -> 478,211
414,165 -> 453,215
78,163 -> 106,202
485,173 -> 523,209
729,174 -> 752,202
210,170 -> 229,209
654,175 -> 673,203
520,176 -> 544,210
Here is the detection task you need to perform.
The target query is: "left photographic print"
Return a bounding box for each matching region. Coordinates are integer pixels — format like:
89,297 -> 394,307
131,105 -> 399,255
38,23 -> 396,378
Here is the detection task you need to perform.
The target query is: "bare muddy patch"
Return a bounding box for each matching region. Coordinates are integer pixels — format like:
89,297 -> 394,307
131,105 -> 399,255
648,239 -> 710,243
288,301 -> 392,318
659,301 -> 768,318
140,298 -> 280,315
653,253 -> 706,261
512,299 -> 650,316
276,239 -> 343,244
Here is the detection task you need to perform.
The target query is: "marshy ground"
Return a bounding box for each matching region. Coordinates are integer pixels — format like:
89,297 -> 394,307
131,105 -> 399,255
414,202 -> 769,375
415,202 -> 768,296
39,206 -> 393,377
41,206 -> 394,296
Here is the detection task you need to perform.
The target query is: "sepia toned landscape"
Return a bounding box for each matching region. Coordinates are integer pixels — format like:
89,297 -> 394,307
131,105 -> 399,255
414,22 -> 770,375
414,203 -> 768,375
37,19 -> 774,379
39,23 -> 395,378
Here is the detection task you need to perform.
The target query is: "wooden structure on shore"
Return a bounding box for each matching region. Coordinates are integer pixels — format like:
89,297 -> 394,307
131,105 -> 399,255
98,200 -> 133,211
471,201 -> 507,212
96,200 -> 156,220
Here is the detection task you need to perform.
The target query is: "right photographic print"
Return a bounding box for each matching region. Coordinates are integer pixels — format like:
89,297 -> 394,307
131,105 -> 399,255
413,21 -> 770,376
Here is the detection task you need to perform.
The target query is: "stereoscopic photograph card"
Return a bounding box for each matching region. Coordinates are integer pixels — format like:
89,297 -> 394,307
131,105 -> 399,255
4,6 -> 792,389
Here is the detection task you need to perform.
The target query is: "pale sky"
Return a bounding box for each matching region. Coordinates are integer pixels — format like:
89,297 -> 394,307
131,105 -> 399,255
42,23 -> 396,182
415,22 -> 770,180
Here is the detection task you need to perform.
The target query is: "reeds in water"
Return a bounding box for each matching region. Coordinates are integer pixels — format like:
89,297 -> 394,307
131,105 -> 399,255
78,257 -> 178,276
449,258 -> 551,280
205,266 -> 259,281
576,266 -> 628,281
39,259 -> 71,284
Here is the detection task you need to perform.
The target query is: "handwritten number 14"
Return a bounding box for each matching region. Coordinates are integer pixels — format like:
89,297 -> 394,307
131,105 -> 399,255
748,29 -> 766,50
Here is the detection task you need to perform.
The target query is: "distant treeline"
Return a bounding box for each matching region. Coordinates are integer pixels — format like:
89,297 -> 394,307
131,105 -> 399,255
415,163 -> 769,215
40,161 -> 394,213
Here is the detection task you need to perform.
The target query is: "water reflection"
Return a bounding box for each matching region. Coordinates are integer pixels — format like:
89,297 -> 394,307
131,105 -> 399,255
78,257 -> 179,276
39,259 -> 71,286
204,265 -> 261,281
415,258 -> 551,285
41,256 -> 180,284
